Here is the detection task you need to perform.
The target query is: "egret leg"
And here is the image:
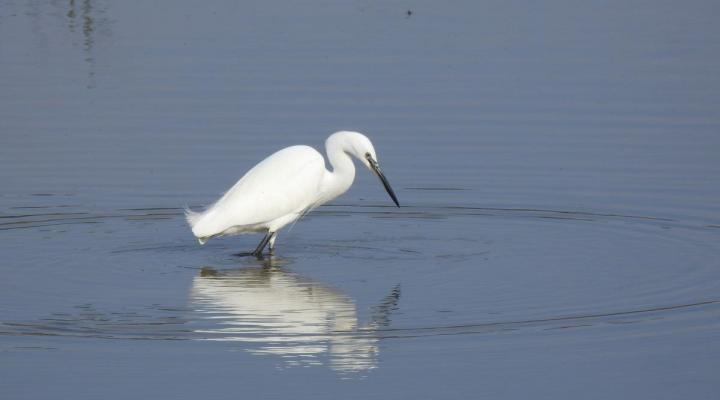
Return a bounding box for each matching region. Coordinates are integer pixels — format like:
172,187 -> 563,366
251,232 -> 273,257
268,232 -> 278,254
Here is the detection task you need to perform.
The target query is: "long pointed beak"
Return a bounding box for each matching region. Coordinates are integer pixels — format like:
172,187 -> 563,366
368,157 -> 400,207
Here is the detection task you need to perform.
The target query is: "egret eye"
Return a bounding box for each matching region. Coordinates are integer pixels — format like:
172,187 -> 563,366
365,152 -> 371,159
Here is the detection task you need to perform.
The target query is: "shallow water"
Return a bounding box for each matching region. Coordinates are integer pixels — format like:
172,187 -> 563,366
2,1 -> 720,398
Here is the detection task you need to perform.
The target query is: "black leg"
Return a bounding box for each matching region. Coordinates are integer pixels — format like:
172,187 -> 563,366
251,232 -> 272,257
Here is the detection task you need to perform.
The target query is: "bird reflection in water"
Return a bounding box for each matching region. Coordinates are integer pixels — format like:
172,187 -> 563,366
190,257 -> 400,373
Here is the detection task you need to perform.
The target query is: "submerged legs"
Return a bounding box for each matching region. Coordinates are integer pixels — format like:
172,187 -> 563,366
251,231 -> 277,257
233,231 -> 277,257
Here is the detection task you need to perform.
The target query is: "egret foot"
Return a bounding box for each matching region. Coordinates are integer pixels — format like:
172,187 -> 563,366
247,231 -> 276,257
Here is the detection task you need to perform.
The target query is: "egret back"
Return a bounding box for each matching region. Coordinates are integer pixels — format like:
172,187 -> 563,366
187,145 -> 326,240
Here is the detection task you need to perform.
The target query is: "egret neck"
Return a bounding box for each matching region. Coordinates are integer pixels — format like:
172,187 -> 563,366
320,135 -> 357,204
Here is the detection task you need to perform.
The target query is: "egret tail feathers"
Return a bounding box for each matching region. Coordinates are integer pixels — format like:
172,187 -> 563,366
185,206 -> 210,245
184,206 -> 202,228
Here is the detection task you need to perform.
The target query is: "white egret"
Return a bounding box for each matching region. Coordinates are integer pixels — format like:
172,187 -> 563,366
185,131 -> 399,255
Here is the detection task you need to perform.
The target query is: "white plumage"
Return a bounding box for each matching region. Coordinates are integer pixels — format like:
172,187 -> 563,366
186,131 -> 399,255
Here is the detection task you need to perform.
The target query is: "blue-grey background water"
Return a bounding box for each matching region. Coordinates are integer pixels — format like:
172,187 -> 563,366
1,1 -> 719,398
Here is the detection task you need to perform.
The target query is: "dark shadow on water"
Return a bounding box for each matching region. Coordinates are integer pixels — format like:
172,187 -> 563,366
16,0 -> 113,88
65,0 -> 107,88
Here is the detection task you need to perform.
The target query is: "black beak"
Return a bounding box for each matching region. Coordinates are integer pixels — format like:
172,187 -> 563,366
367,155 -> 400,207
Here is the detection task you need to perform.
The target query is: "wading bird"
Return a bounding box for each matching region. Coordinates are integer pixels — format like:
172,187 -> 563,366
186,131 -> 399,256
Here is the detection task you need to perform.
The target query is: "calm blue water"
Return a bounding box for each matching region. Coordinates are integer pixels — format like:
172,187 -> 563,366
1,1 -> 719,399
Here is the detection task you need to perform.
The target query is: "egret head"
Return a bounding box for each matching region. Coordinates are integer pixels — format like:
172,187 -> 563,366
328,131 -> 400,207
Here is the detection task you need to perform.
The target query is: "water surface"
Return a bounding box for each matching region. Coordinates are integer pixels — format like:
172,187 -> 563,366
1,1 -> 719,399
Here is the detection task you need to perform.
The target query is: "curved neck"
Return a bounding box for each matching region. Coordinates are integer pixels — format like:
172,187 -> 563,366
321,143 -> 356,203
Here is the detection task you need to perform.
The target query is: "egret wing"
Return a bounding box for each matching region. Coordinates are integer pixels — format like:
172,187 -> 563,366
192,146 -> 325,237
